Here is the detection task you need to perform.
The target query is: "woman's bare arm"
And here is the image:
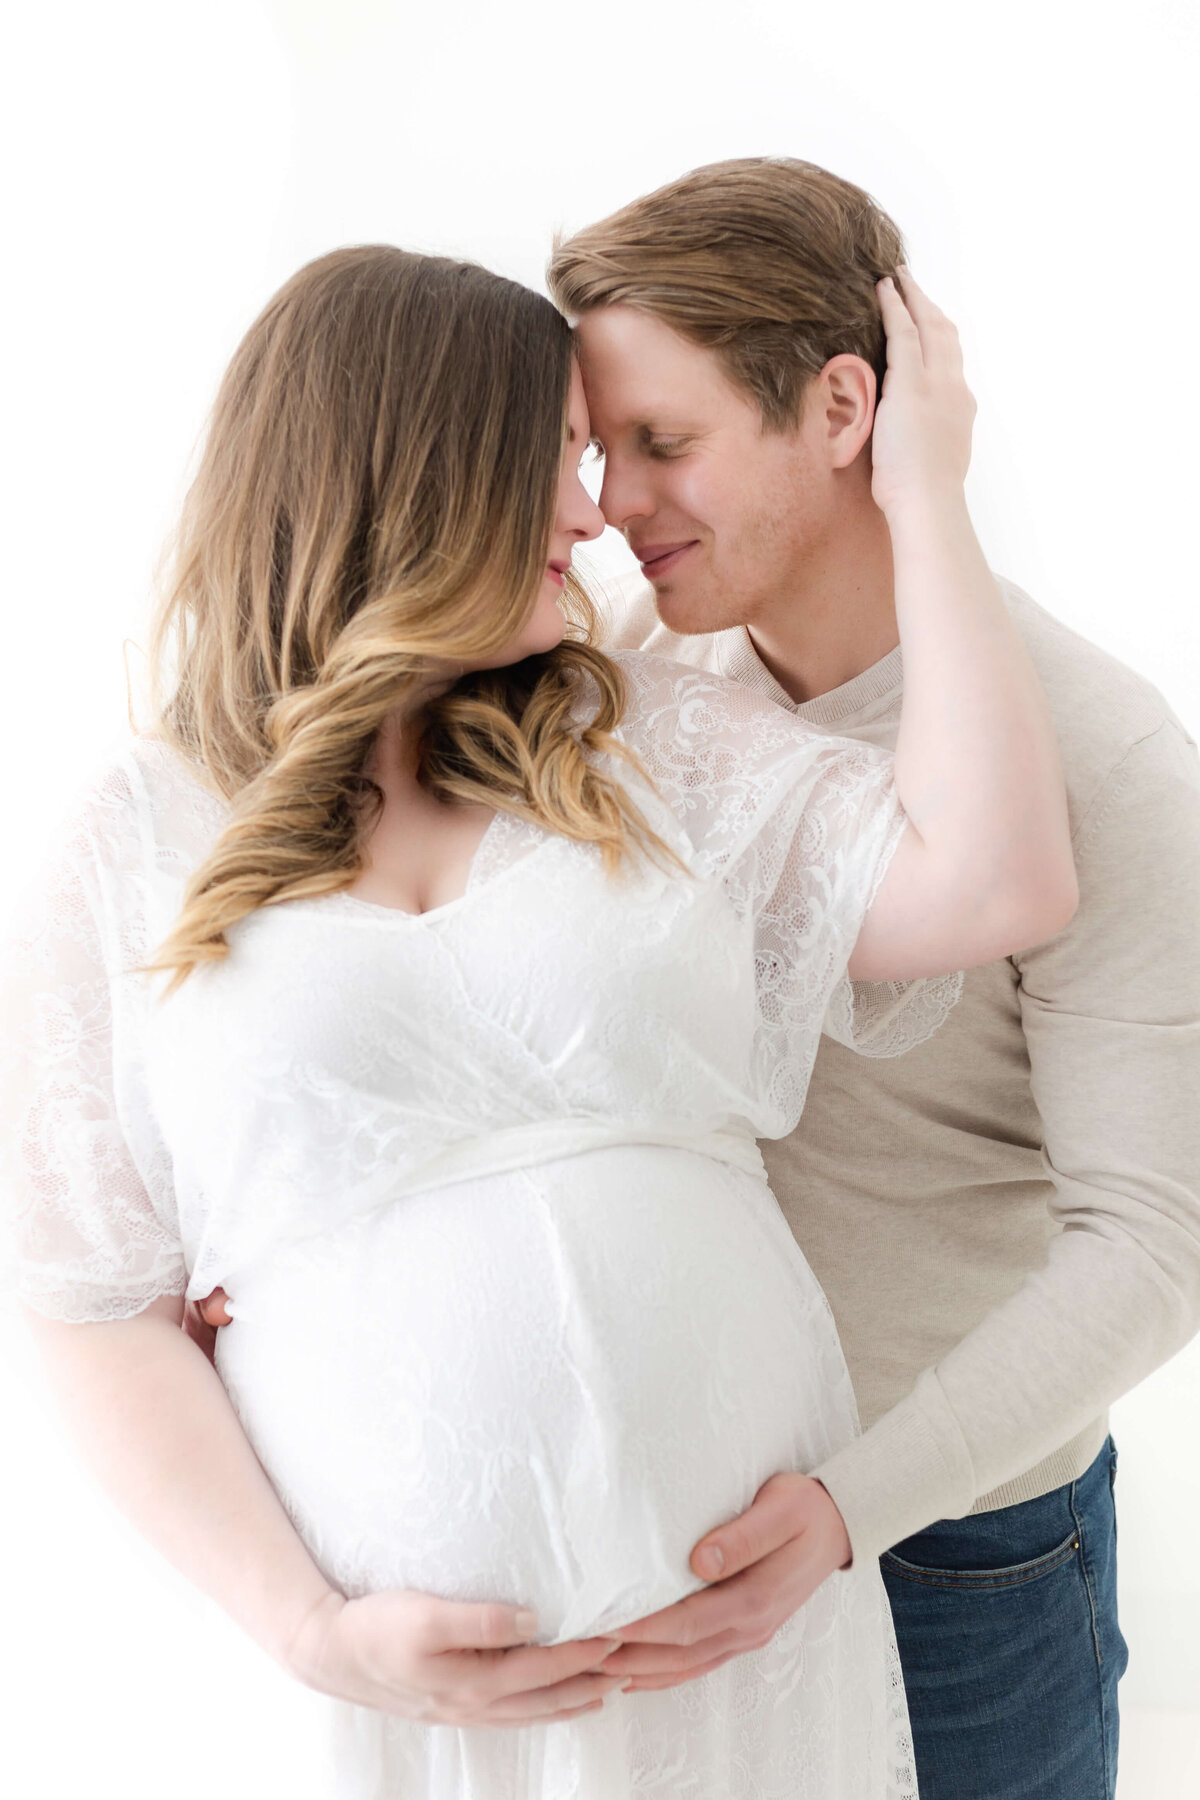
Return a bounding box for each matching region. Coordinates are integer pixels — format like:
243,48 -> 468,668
848,273 -> 1077,981
24,1298 -> 623,1723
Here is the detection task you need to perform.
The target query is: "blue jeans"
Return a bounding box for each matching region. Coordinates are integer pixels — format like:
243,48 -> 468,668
881,1438 -> 1127,1799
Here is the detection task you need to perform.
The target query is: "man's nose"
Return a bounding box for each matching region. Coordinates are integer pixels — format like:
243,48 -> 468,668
598,457 -> 653,534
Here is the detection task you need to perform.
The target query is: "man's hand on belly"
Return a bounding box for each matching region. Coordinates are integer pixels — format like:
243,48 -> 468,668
599,1474 -> 852,1691
182,1286 -> 232,1362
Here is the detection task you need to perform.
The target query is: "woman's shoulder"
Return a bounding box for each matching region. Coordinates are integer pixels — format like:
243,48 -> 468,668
602,649 -> 892,792
605,648 -> 817,752
599,650 -> 878,867
45,736 -> 228,882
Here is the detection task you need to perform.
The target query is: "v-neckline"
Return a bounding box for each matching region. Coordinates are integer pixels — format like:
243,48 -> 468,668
317,810 -> 543,924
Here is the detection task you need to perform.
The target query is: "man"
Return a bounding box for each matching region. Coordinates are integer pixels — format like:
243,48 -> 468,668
541,157 -> 1200,1798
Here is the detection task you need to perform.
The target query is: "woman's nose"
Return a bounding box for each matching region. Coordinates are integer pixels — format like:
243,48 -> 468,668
565,473 -> 606,543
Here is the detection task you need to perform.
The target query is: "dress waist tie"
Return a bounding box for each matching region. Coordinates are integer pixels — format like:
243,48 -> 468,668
384,1119 -> 768,1199
204,1121 -> 769,1299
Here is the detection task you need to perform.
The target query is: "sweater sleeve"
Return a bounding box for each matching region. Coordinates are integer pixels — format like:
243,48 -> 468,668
812,718 -> 1200,1560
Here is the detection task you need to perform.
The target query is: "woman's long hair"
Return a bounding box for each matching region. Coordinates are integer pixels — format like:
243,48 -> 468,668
146,247 -> 674,990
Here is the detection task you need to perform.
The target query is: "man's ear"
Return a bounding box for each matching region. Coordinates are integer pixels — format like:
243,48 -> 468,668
815,354 -> 877,469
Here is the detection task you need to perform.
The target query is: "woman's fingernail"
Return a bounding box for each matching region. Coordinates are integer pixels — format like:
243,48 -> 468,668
515,1610 -> 539,1636
698,1545 -> 725,1578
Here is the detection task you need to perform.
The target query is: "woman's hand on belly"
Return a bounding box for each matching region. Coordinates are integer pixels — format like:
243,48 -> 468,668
288,1588 -> 628,1725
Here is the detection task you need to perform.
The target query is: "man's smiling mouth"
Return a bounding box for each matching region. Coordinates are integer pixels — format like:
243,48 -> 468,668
633,541 -> 698,578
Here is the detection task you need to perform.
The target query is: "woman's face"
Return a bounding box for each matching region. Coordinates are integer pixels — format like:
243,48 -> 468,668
483,362 -> 605,668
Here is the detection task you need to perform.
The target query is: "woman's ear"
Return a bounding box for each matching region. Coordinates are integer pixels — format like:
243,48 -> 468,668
816,354 -> 877,469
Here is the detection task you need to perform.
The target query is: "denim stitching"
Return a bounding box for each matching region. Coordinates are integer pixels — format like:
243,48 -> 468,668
881,1528 -> 1080,1591
1069,1470 -> 1113,1798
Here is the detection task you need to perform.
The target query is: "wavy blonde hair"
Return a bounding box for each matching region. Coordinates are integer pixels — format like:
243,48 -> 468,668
147,246 -> 674,991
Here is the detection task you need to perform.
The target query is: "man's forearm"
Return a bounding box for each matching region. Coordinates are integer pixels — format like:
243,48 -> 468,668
814,1210 -> 1198,1560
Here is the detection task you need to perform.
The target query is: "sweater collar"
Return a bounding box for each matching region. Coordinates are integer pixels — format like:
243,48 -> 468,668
716,625 -> 904,727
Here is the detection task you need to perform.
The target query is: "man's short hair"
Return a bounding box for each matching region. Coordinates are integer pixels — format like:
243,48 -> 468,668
548,157 -> 905,430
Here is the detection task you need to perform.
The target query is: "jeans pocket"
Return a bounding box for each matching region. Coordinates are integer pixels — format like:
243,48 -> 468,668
881,1525 -> 1081,1591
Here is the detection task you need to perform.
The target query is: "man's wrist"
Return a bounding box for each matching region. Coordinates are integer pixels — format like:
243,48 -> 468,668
811,1373 -> 976,1564
812,1478 -> 853,1569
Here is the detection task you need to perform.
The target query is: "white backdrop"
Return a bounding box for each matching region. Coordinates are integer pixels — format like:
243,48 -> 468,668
3,0 -> 1198,1793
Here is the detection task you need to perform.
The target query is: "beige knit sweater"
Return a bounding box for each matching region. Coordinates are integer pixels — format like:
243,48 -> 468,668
605,569 -> 1200,1561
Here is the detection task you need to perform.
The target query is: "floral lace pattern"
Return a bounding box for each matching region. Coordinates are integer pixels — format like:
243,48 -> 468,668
2,654 -> 952,1797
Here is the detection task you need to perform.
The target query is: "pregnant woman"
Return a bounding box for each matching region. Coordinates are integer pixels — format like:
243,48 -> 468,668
6,246 -> 1076,1798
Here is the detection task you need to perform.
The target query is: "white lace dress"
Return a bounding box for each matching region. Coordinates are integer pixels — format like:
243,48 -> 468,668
5,653 -> 960,1800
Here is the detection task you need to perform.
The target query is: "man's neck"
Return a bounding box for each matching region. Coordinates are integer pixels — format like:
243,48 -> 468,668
746,501 -> 898,705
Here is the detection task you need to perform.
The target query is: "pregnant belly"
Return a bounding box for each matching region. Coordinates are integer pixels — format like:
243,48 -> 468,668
215,1146 -> 859,1642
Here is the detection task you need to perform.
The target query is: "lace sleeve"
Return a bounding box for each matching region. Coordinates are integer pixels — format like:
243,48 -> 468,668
609,654 -> 961,1123
1,752 -> 186,1322
735,736 -> 959,1123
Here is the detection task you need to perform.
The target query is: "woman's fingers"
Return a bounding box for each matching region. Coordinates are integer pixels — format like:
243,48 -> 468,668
621,1648 -> 739,1692
416,1598 -> 541,1653
415,1591 -> 623,1693
487,1698 -> 607,1727
876,274 -> 922,369
599,1628 -> 744,1678
479,1668 -> 624,1723
893,268 -> 964,374
468,1634 -> 625,1703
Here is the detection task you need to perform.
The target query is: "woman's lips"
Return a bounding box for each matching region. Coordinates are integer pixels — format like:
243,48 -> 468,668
637,542 -> 696,579
545,564 -> 567,587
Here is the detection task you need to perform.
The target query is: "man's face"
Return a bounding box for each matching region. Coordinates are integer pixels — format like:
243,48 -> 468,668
575,305 -> 839,637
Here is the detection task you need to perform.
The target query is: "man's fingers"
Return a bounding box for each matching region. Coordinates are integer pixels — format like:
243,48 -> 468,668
624,1528 -> 831,1650
197,1287 -> 232,1328
613,1566 -> 768,1646
691,1474 -> 803,1582
180,1303 -> 219,1364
